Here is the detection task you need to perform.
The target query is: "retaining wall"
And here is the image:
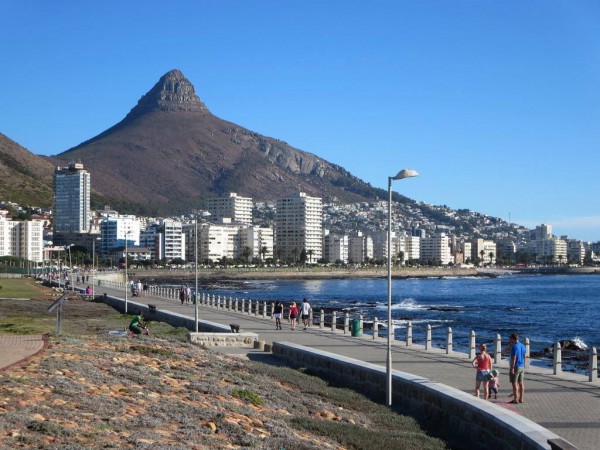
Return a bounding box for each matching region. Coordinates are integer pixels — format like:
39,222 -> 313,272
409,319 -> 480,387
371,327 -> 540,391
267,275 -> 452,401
272,342 -> 566,450
189,332 -> 258,347
100,293 -> 231,333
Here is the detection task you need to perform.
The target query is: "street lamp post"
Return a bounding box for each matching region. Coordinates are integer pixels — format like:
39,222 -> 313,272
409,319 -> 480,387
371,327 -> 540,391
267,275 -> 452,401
386,168 -> 419,407
195,213 -> 199,332
124,233 -> 129,314
194,211 -> 211,332
67,244 -> 74,291
92,237 -> 100,299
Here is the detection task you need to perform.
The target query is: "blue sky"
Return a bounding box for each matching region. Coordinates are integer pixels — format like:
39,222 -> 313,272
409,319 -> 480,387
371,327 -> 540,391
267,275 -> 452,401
2,1 -> 599,241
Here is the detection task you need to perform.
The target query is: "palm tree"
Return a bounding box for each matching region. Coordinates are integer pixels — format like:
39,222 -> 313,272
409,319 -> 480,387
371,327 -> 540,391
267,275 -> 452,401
307,249 -> 314,264
241,246 -> 252,263
479,250 -> 485,266
260,246 -> 268,262
488,252 -> 494,266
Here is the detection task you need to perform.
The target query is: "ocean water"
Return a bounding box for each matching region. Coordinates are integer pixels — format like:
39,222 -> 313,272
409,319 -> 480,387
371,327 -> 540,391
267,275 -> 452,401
194,274 -> 600,354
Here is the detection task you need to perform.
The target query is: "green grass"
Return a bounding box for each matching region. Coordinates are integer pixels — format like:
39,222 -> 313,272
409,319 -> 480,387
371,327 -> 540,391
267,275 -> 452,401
0,278 -> 49,298
128,345 -> 175,357
0,317 -> 52,334
290,417 -> 444,450
251,364 -> 447,449
231,389 -> 265,406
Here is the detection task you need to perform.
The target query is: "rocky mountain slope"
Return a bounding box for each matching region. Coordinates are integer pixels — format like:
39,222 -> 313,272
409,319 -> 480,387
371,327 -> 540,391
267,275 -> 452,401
0,133 -> 54,207
49,69 -> 394,214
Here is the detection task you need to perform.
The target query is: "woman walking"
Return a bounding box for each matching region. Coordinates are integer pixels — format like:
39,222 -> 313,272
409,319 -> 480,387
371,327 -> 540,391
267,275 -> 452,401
289,302 -> 299,330
471,343 -> 493,400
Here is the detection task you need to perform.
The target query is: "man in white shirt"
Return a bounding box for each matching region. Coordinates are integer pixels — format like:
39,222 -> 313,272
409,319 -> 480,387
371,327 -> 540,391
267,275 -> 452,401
301,298 -> 312,330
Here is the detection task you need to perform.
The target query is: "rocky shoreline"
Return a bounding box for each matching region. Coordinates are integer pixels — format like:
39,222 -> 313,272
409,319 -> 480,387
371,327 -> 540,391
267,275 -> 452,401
129,266 -> 482,282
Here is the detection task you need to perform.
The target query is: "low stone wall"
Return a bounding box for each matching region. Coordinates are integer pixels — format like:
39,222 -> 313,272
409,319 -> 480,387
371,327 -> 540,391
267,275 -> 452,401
189,332 -> 258,347
99,294 -> 231,333
272,342 -> 567,450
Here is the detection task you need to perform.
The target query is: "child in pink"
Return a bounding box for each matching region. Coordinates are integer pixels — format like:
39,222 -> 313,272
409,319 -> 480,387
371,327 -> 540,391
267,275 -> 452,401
488,369 -> 500,399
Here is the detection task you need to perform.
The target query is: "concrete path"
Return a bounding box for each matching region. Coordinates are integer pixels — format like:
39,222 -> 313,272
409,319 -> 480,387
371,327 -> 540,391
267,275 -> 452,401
79,284 -> 600,449
0,334 -> 47,371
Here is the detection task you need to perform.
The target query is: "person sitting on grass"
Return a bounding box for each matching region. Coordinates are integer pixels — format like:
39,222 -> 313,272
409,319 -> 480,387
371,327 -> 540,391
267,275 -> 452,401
128,311 -> 150,337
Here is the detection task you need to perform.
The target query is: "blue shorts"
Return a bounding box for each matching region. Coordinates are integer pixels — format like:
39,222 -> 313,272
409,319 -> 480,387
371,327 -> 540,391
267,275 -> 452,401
476,370 -> 491,382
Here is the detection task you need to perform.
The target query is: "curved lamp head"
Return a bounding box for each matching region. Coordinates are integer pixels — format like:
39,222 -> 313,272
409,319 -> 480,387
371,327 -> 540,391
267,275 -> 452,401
391,169 -> 419,181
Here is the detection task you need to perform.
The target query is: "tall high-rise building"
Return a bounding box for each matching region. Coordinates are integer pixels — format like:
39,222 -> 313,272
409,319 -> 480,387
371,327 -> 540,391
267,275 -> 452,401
206,193 -> 253,225
53,163 -> 91,234
275,192 -> 322,262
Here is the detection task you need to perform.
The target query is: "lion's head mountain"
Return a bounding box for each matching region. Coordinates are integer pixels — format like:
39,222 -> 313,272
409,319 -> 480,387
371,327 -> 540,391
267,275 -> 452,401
22,69 -> 395,214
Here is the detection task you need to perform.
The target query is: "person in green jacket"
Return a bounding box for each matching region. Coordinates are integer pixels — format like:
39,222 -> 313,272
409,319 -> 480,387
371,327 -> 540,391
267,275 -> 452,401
128,311 -> 150,337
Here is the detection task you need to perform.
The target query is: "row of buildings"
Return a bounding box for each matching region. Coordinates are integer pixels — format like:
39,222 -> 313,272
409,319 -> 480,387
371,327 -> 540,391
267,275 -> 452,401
0,163 -> 597,266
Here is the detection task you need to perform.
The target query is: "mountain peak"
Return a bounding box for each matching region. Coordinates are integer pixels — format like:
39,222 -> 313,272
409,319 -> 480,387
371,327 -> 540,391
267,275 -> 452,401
125,69 -> 209,119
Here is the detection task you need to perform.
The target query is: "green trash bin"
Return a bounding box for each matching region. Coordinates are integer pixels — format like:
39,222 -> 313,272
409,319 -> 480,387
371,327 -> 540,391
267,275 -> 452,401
351,319 -> 361,337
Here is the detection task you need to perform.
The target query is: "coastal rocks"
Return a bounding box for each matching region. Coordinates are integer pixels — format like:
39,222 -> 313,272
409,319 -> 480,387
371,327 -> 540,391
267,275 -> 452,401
426,306 -> 461,312
531,340 -> 589,360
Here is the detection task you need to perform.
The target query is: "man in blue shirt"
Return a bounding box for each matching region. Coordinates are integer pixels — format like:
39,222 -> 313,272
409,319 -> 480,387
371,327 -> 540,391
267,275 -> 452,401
509,332 -> 527,404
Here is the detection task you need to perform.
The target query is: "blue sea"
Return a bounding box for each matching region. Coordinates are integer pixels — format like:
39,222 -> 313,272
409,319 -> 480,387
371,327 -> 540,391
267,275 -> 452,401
195,273 -> 600,355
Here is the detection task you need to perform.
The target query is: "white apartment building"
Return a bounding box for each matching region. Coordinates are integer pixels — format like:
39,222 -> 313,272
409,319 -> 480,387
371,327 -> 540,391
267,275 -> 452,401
275,192 -> 322,262
323,232 -> 349,263
371,230 -> 390,261
99,215 -> 140,255
472,239 -> 497,265
159,219 -> 185,261
567,239 -> 585,265
420,233 -> 452,265
348,232 -> 373,264
402,235 -> 421,262
462,242 -> 473,263
532,224 -> 553,241
496,239 -> 517,262
53,162 -> 91,234
530,237 -> 567,264
207,193 -> 253,225
0,212 -> 44,262
241,226 -> 274,262
198,221 -> 241,263
140,225 -> 161,261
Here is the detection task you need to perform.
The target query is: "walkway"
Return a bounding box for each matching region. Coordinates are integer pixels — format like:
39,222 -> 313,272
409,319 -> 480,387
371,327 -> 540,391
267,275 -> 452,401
80,284 -> 600,448
0,334 -> 47,371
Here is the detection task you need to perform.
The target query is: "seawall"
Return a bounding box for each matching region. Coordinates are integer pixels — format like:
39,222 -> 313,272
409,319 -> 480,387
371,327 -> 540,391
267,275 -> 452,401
272,342 -> 566,450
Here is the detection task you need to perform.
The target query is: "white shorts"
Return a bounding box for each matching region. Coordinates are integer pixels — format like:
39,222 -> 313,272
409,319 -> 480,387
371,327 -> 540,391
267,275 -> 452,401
274,313 -> 282,319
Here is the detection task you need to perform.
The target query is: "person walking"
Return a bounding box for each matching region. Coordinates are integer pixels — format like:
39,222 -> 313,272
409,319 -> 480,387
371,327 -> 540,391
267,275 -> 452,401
301,298 -> 312,330
509,333 -> 527,404
471,343 -> 493,400
488,369 -> 500,400
289,302 -> 299,330
273,301 -> 283,330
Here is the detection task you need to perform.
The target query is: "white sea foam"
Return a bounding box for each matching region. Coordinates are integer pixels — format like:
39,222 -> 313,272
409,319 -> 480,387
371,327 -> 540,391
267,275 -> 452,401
571,336 -> 588,350
374,318 -> 451,329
